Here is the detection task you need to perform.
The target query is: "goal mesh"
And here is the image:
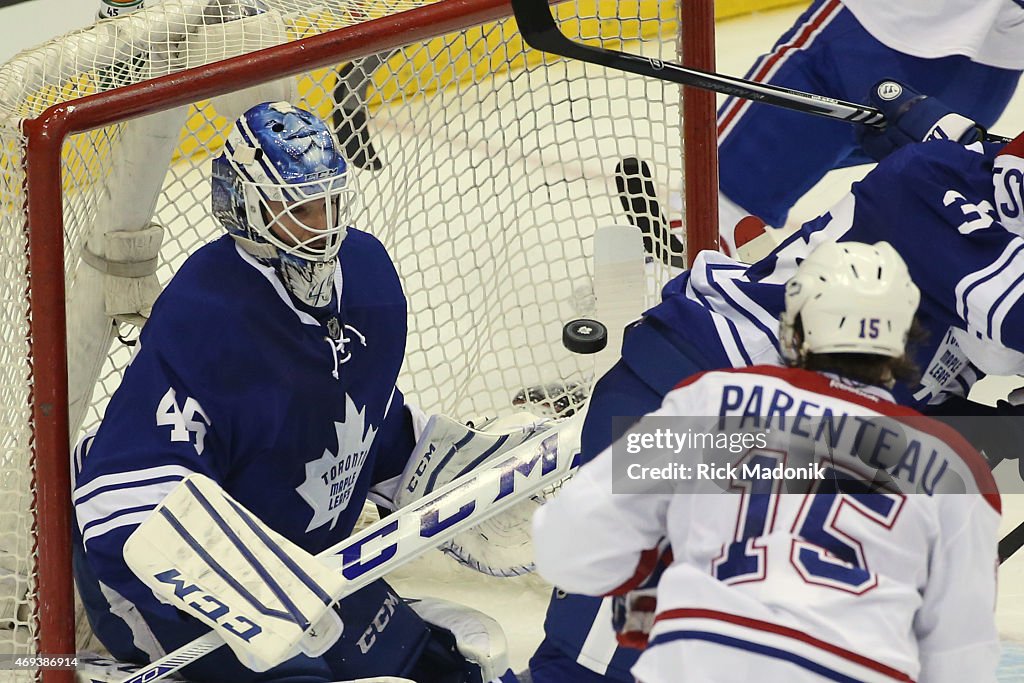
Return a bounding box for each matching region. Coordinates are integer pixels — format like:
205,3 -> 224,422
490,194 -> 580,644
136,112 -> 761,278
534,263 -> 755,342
0,0 -> 710,677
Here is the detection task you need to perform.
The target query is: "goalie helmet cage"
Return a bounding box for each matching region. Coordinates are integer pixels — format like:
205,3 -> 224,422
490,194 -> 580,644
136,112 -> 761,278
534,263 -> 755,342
2,0 -> 717,679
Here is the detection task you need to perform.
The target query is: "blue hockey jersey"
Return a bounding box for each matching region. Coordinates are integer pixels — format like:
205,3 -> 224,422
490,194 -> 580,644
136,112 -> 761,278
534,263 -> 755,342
750,137 -> 1024,406
72,231 -> 427,681
648,138 -> 1024,409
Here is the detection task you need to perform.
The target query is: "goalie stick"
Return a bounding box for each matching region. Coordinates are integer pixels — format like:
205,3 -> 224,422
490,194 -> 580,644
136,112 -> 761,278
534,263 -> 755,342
116,413 -> 583,683
510,0 -> 1012,144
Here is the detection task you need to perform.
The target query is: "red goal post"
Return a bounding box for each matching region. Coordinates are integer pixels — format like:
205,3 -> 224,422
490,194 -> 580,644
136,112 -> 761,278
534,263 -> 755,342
7,0 -> 717,679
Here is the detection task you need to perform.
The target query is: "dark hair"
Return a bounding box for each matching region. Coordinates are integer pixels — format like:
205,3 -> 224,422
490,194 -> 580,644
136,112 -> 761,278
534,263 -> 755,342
792,317 -> 927,388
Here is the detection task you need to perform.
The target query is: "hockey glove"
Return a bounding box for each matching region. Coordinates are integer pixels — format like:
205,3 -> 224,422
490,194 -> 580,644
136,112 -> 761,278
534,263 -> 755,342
857,79 -> 986,162
610,541 -> 672,649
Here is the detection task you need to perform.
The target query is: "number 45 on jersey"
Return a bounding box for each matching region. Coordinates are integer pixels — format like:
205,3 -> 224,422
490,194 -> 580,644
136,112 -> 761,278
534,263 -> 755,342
156,387 -> 211,455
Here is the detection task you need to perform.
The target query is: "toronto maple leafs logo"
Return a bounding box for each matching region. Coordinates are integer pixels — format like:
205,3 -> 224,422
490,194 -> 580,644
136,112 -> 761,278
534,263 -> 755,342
250,102 -> 342,186
296,394 -> 378,533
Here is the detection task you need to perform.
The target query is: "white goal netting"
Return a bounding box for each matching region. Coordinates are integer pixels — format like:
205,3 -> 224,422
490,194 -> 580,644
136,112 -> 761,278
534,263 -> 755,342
0,0 -> 692,674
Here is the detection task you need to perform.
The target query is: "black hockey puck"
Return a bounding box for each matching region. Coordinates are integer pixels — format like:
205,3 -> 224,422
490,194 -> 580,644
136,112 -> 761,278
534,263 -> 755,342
562,318 -> 608,354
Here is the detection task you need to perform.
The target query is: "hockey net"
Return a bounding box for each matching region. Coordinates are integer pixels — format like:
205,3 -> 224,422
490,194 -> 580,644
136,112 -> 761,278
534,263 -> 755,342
0,0 -> 714,677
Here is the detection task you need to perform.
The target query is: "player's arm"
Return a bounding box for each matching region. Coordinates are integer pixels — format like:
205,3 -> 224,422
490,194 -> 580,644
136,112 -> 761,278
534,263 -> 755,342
529,380 -> 695,597
73,329 -> 228,650
914,496 -> 1001,683
531,430 -> 671,596
367,387 -> 427,506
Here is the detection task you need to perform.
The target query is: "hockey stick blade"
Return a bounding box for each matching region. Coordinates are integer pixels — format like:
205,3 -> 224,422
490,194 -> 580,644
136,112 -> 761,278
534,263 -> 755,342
117,414 -> 583,683
614,157 -> 685,269
511,0 -> 1011,143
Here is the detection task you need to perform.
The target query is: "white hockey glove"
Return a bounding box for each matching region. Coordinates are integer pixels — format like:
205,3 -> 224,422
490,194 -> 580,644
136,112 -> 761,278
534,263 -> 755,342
391,412 -> 557,577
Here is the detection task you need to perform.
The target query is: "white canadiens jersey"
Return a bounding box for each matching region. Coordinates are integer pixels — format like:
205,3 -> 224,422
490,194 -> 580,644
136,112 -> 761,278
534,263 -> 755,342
841,0 -> 1024,69
534,366 -> 1001,683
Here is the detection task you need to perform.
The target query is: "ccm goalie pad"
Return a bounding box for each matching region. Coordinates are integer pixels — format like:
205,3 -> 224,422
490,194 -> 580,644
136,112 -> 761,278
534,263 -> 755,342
123,474 -> 346,672
389,412 -> 565,577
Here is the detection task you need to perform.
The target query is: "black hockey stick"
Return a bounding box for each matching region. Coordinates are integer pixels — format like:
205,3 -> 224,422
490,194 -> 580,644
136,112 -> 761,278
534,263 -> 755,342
510,0 -> 1012,144
333,58 -> 387,170
1000,521 -> 1023,564
614,157 -> 686,269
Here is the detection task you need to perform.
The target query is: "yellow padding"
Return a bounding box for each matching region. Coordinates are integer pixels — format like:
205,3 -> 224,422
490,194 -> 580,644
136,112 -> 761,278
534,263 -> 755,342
174,0 -> 809,161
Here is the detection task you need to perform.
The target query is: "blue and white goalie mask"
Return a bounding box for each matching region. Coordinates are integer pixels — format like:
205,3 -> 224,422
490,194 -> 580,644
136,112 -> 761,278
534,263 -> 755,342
211,101 -> 356,306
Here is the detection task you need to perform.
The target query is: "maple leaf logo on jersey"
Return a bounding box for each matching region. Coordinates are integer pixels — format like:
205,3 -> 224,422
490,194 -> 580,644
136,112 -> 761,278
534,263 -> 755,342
296,394 -> 378,533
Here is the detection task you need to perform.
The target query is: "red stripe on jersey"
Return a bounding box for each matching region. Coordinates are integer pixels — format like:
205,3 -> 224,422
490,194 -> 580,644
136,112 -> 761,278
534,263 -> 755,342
605,544 -> 663,596
655,608 -> 915,682
669,366 -> 1000,512
717,0 -> 842,139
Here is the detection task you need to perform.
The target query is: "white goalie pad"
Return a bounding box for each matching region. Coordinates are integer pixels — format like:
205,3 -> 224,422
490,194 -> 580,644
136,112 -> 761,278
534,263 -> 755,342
392,413 -> 563,577
80,223 -> 165,327
123,474 -> 346,672
175,1 -> 296,121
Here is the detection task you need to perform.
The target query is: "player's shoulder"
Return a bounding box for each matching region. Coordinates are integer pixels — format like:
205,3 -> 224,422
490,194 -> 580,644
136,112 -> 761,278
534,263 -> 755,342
875,139 -> 993,184
148,236 -> 253,325
339,227 -> 397,274
668,365 -> 907,410
669,366 -> 999,510
337,227 -> 406,309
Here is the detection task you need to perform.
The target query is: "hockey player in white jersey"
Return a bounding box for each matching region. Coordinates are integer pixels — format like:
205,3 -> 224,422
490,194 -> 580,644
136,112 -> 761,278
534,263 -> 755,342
71,101 -> 515,683
534,242 -> 1001,683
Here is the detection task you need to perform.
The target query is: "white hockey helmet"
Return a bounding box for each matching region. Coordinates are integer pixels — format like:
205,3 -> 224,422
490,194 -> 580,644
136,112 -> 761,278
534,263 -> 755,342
779,241 -> 920,362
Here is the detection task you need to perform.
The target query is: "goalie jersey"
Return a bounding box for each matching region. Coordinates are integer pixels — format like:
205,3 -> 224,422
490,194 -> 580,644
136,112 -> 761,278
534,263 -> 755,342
71,232 -> 427,679
534,366 -> 1001,683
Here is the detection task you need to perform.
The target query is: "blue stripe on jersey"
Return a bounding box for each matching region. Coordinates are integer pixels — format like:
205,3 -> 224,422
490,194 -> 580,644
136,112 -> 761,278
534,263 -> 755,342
987,267 -> 1024,340
706,264 -> 778,345
649,631 -> 866,683
80,503 -> 157,536
75,473 -> 187,506
957,240 -> 1024,336
689,285 -> 754,366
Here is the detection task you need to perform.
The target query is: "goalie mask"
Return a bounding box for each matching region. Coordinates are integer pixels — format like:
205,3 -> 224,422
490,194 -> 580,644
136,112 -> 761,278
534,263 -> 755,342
211,101 -> 356,306
779,241 -> 920,364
